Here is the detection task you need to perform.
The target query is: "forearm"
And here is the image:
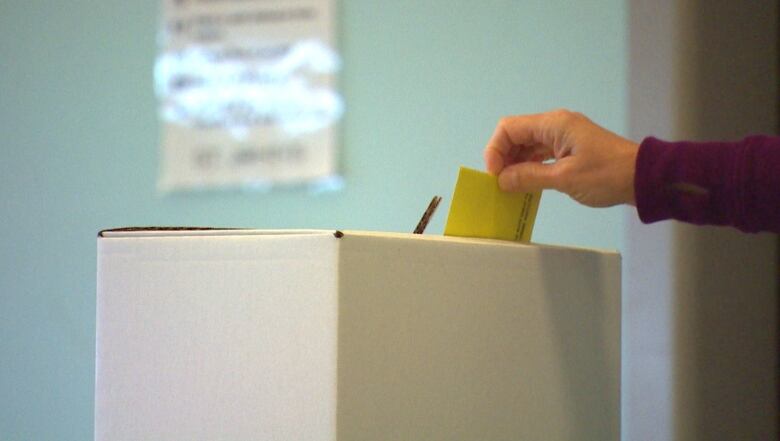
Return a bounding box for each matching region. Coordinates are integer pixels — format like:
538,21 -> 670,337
635,135 -> 780,233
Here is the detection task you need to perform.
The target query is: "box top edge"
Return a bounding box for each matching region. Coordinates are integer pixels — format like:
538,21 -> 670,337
98,227 -> 337,238
96,228 -> 619,255
341,230 -> 620,256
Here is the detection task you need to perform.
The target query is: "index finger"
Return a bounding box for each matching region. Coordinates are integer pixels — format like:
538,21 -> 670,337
484,113 -> 553,175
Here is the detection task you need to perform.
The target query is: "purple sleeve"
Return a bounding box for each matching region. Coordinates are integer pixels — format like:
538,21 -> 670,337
635,135 -> 780,233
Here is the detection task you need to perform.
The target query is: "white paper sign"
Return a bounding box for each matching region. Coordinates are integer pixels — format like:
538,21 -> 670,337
156,0 -> 342,192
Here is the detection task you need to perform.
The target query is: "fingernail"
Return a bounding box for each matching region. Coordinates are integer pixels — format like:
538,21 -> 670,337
498,172 -> 514,190
484,148 -> 504,174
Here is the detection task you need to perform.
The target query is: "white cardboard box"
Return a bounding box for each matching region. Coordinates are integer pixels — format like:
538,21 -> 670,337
96,229 -> 620,441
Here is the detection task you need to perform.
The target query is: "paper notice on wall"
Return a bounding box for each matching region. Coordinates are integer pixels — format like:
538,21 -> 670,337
156,0 -> 342,192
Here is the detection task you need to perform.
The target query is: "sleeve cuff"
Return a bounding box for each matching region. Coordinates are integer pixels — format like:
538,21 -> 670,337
634,136 -> 677,224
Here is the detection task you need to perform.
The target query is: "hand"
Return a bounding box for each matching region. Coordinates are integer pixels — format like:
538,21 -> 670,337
484,109 -> 639,207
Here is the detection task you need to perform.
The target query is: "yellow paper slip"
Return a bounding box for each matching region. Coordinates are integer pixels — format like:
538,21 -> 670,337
444,166 -> 542,242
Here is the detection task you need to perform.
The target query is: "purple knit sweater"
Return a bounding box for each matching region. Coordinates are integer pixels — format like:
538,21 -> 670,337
635,136 -> 780,233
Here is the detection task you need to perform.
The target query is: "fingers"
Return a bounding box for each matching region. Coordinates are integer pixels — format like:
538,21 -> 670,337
484,146 -> 505,175
484,110 -> 580,174
498,161 -> 562,193
487,114 -> 545,154
484,115 -> 543,174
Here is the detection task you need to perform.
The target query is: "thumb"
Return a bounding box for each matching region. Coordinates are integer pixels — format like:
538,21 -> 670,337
498,161 -> 561,193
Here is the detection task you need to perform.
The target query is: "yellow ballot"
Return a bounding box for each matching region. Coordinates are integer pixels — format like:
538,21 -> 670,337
444,166 -> 542,242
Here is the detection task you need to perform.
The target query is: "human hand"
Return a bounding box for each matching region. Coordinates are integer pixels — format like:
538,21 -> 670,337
484,110 -> 639,207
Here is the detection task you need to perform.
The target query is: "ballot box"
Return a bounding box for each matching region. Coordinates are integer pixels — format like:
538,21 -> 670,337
95,229 -> 620,441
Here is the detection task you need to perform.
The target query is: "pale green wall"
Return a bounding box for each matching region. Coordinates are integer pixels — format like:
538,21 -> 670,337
0,1 -> 626,439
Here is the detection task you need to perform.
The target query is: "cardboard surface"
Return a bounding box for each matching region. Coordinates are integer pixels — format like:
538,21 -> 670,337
96,230 -> 620,440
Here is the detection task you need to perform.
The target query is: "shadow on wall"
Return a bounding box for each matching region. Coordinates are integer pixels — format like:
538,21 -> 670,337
671,0 -> 778,439
674,0 -> 778,140
672,225 -> 778,440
